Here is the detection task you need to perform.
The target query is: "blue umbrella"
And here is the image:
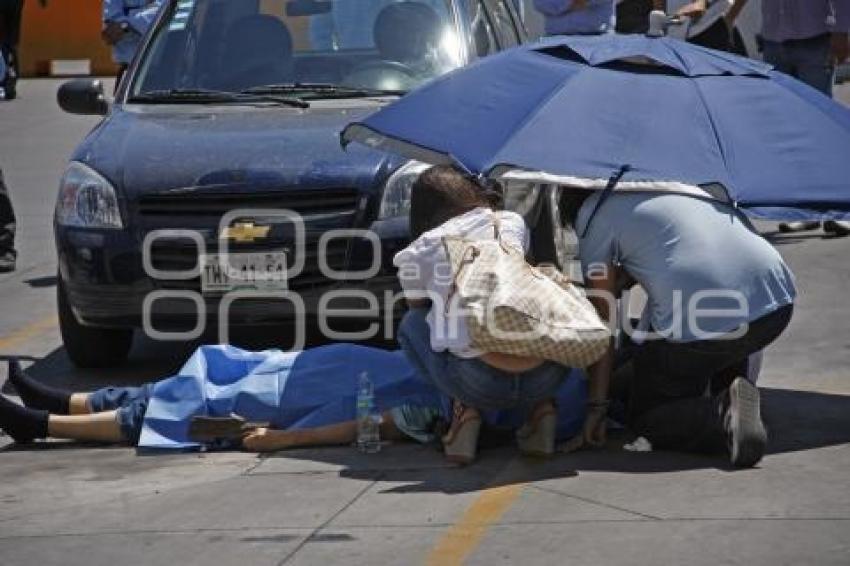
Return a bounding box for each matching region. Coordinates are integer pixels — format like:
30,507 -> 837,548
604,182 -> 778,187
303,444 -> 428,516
342,34 -> 850,220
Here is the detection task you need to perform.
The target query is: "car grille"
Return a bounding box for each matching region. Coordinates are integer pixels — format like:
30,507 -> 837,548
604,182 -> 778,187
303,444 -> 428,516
137,189 -> 360,220
137,188 -> 362,292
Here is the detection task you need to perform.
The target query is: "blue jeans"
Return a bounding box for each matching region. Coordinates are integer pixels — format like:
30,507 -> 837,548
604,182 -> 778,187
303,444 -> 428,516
88,383 -> 154,444
763,34 -> 834,96
397,308 -> 566,413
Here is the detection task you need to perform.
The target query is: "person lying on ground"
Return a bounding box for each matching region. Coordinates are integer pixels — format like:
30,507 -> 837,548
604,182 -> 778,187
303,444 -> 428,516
393,165 -> 575,465
0,349 -> 587,453
568,188 -> 796,467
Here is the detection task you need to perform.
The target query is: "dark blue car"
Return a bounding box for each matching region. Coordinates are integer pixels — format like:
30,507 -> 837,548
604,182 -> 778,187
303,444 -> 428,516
55,0 -> 569,367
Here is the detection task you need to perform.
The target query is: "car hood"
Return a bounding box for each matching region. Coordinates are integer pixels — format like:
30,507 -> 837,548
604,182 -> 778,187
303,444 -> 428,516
76,100 -> 405,198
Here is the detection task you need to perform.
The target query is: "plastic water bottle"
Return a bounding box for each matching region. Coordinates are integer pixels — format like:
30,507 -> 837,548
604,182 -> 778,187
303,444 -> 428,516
356,372 -> 381,453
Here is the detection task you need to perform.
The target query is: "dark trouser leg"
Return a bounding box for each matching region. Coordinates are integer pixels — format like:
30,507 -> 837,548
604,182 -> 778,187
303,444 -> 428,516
0,169 -> 16,261
615,0 -> 652,34
629,340 -> 727,453
689,19 -> 734,53
762,40 -> 794,76
764,36 -> 833,96
786,35 -> 834,97
0,0 -> 23,98
628,306 -> 793,454
763,38 -> 826,236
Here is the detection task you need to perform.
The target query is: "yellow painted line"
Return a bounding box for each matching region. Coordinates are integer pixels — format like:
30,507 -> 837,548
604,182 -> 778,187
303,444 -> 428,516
426,461 -> 525,566
0,314 -> 59,352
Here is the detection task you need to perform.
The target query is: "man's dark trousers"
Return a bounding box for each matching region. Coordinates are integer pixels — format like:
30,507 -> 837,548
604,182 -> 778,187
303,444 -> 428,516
626,305 -> 794,454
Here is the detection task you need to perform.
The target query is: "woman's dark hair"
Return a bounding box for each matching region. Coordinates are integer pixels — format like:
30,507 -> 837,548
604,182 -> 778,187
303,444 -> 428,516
409,165 -> 504,239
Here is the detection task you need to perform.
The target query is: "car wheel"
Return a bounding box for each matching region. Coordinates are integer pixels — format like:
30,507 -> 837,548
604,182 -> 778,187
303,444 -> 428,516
531,185 -> 580,273
58,278 -> 133,368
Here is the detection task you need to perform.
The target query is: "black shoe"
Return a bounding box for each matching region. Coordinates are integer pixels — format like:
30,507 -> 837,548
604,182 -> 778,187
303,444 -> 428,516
8,359 -> 71,414
823,220 -> 850,237
0,394 -> 48,444
0,251 -> 15,273
723,378 -> 767,468
777,221 -> 821,233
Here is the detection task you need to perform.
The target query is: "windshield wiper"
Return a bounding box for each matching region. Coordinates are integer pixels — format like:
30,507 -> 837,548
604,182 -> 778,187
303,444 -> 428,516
129,88 -> 310,108
243,83 -> 406,98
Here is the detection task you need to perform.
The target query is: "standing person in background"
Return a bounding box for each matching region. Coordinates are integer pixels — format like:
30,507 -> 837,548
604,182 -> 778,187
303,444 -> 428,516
617,0 -> 742,54
102,0 -> 163,91
734,0 -> 850,235
0,44 -> 6,99
616,0 -> 661,34
668,0 -> 744,53
0,0 -> 46,100
533,0 -> 616,35
0,169 -> 16,272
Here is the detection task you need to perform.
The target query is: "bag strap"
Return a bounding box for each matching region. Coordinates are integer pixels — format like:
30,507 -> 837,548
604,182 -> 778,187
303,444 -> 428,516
444,241 -> 480,315
579,165 -> 630,239
491,211 -> 519,255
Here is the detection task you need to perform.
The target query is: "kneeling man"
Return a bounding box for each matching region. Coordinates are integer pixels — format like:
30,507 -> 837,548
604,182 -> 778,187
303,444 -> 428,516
575,190 -> 796,467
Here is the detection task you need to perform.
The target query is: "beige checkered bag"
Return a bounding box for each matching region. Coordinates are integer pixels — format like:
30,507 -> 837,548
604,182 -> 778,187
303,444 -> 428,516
442,226 -> 610,369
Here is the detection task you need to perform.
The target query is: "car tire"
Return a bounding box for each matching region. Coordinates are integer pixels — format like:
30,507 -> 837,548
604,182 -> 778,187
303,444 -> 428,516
58,278 -> 133,368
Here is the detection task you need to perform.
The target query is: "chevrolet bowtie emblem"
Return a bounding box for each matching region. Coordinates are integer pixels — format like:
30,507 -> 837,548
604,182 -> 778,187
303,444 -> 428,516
220,222 -> 271,243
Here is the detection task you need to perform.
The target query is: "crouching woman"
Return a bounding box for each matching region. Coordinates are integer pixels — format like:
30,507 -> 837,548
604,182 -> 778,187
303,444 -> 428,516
394,165 -> 573,464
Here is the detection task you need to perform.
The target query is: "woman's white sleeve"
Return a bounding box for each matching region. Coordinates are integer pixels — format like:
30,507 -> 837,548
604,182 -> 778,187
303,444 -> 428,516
499,211 -> 531,252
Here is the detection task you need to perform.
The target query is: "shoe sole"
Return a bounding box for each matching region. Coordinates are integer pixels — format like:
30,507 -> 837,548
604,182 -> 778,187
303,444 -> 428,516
824,221 -> 850,237
778,222 -> 820,233
728,379 -> 767,468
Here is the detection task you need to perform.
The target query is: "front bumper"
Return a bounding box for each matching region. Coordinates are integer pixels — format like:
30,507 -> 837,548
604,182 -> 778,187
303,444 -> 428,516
56,221 -> 409,332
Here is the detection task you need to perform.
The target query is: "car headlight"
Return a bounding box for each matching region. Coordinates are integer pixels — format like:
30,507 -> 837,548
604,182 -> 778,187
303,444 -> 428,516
55,162 -> 123,229
378,160 -> 431,220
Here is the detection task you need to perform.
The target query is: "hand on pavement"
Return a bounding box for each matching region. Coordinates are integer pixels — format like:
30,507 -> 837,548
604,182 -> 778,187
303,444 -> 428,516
242,427 -> 280,452
559,407 -> 607,452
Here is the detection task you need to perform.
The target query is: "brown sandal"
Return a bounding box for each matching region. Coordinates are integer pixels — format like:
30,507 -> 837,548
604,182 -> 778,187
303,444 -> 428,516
516,403 -> 558,458
442,402 -> 482,465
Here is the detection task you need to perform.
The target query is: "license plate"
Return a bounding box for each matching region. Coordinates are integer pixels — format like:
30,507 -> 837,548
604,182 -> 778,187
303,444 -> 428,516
200,252 -> 288,293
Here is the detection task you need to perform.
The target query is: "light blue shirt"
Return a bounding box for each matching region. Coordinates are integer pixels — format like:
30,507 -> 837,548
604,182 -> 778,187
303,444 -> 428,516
103,0 -> 164,64
533,0 -> 615,35
576,192 -> 796,343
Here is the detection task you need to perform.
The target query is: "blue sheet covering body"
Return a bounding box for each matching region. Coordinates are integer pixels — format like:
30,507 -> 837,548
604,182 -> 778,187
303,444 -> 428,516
138,344 -> 587,449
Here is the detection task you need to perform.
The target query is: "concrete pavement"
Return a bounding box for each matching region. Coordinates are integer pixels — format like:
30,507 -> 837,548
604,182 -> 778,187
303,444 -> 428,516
0,80 -> 849,565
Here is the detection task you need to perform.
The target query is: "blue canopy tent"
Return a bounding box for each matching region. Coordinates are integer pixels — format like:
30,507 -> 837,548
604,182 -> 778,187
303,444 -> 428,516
342,34 -> 850,220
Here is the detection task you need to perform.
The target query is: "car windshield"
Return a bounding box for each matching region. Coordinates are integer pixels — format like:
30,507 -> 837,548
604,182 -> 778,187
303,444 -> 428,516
130,0 -> 462,99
